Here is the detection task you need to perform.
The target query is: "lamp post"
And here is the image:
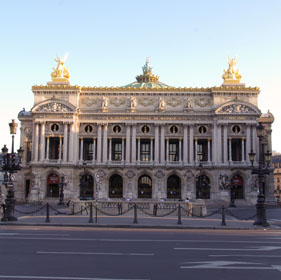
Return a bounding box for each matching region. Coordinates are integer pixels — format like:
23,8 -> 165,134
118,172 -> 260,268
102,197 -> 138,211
197,151 -> 203,199
1,119 -> 24,221
248,123 -> 272,227
58,175 -> 66,205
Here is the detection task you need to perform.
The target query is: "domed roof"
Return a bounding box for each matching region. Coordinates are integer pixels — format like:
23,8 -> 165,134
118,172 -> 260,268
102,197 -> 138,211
123,58 -> 171,89
18,108 -> 31,118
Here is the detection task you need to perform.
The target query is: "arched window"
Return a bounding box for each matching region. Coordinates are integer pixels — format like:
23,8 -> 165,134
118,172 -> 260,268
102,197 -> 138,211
167,175 -> 181,199
109,174 -> 123,198
196,175 -> 211,199
47,173 -> 60,197
230,175 -> 244,199
138,175 -> 152,198
80,173 -> 94,200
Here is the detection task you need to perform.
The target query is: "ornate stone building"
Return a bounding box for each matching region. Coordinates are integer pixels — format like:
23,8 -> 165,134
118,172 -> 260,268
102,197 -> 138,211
16,56 -> 274,205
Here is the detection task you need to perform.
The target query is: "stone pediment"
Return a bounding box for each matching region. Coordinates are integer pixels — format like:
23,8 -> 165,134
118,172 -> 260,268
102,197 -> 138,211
215,101 -> 260,115
32,99 -> 76,113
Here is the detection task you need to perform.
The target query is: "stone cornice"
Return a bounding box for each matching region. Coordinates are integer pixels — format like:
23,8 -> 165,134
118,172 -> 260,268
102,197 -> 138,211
31,84 -> 260,94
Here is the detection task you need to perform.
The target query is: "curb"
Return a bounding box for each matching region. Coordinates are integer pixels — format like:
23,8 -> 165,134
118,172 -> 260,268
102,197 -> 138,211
0,222 -> 276,231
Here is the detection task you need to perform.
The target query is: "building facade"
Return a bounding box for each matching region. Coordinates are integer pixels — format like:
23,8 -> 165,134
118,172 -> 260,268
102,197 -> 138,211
16,57 -> 275,205
273,154 -> 281,202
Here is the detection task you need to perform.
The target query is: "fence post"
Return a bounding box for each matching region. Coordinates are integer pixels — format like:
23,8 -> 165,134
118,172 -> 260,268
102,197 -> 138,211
81,205 -> 83,215
221,206 -> 226,226
133,204 -> 138,224
72,203 -> 75,215
45,203 -> 50,223
95,203 -> 98,223
177,205 -> 182,225
88,202 -> 93,223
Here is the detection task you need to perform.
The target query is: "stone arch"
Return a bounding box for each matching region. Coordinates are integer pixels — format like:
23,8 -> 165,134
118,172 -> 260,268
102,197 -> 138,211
196,173 -> 211,199
109,174 -> 123,198
79,171 -> 94,200
167,174 -> 181,199
138,175 -> 152,198
215,101 -> 261,116
230,173 -> 245,199
31,98 -> 76,114
46,172 -> 60,198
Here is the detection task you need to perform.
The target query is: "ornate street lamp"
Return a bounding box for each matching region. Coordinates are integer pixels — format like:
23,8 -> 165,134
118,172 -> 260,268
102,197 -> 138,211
248,123 -> 271,227
1,119 -> 24,221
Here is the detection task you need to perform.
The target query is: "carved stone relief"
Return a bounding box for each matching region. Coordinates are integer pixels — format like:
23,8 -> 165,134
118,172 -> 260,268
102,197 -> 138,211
35,102 -> 74,113
139,98 -> 154,107
166,98 -> 181,107
217,104 -> 256,114
218,174 -> 230,190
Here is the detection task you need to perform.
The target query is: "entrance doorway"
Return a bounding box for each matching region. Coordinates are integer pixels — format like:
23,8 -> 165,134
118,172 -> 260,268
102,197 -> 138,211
167,175 -> 181,199
109,174 -> 123,198
47,173 -> 60,197
80,173 -> 94,200
138,175 -> 152,198
196,175 -> 211,199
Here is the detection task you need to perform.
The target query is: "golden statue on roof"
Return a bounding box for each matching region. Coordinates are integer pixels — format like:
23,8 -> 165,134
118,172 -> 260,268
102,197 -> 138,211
50,53 -> 70,83
222,56 -> 242,84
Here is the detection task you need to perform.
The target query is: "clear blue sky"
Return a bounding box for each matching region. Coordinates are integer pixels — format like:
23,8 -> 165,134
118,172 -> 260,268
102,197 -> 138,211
1,0 -> 281,152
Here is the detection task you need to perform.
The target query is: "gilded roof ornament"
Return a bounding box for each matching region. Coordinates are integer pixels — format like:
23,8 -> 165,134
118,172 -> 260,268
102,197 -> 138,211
49,53 -> 70,84
222,56 -> 242,85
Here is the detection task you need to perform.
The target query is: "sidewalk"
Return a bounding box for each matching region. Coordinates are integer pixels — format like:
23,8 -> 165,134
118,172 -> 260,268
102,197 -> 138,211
1,203 -> 280,230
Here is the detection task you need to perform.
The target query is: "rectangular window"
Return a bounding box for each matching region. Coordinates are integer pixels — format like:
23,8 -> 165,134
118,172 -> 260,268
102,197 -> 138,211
112,139 -> 122,161
140,140 -> 150,161
231,138 -> 242,161
197,139 -> 208,161
169,140 -> 179,161
83,138 -> 94,160
49,137 -> 60,160
26,141 -> 32,163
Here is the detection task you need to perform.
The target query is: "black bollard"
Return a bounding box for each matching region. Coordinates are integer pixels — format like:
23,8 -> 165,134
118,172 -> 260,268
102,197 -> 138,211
177,205 -> 182,225
221,205 -> 226,226
45,203 -> 50,223
81,205 -> 83,215
72,203 -> 75,215
95,203 -> 98,223
133,204 -> 138,224
88,202 -> 93,223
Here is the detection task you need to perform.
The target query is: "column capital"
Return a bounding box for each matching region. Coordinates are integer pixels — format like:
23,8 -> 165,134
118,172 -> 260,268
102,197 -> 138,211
150,137 -> 154,140
228,137 -> 232,140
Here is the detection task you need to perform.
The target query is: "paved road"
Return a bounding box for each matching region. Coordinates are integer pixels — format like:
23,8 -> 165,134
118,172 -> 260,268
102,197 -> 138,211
1,226 -> 281,280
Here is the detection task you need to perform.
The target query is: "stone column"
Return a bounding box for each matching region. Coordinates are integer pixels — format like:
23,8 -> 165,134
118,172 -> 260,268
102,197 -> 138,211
137,138 -> 140,162
125,125 -> 130,163
131,125 -> 136,164
217,124 -> 222,164
46,136 -> 50,161
252,125 -> 258,163
69,123 -> 74,162
92,138 -> 96,163
97,125 -> 102,163
150,137 -> 153,162
39,122 -> 45,162
246,124 -> 251,163
33,123 -> 39,162
166,138 -> 169,162
102,124 -> 108,163
160,125 -> 165,164
183,125 -> 188,164
228,138 -> 232,162
80,138 -> 83,161
242,137 -> 245,162
63,123 -> 68,162
212,123 -> 217,164
59,136 -> 63,161
160,125 -> 165,163
108,138 -> 112,162
179,138 -> 182,162
154,125 -> 159,163
121,137 -> 125,162
208,138 -> 211,162
195,138 -> 198,162
223,125 -> 228,163
189,125 -> 194,164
